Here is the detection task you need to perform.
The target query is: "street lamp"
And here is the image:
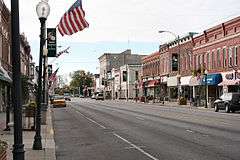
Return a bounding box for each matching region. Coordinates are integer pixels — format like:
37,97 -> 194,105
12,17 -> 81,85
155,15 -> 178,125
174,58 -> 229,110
11,1 -> 25,159
158,30 -> 181,102
41,46 -> 48,125
33,0 -> 50,150
204,69 -> 208,108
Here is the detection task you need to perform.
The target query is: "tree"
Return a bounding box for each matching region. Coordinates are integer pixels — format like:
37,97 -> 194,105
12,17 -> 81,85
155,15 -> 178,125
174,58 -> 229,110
69,70 -> 93,95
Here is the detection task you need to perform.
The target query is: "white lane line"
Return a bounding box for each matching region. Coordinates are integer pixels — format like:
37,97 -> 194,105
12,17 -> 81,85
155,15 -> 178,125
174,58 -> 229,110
113,133 -> 159,160
186,129 -> 193,133
136,117 -> 145,120
75,110 -> 106,129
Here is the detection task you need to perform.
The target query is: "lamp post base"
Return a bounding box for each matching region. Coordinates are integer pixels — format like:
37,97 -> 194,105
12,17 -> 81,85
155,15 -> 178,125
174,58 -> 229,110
32,135 -> 42,150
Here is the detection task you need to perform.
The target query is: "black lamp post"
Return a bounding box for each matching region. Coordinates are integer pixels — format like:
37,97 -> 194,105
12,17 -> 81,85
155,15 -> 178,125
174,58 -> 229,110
204,69 -> 208,108
33,0 -> 50,150
11,0 -> 25,159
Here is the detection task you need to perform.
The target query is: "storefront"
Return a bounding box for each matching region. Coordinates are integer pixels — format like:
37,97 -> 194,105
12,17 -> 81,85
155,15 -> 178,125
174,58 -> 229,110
146,79 -> 159,99
159,76 -> 168,99
218,71 -> 240,93
180,76 -> 192,100
202,73 -> 222,102
167,76 -> 178,100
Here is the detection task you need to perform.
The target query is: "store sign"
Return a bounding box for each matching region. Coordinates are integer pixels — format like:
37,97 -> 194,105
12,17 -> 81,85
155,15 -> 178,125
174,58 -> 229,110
225,72 -> 240,80
47,28 -> 57,57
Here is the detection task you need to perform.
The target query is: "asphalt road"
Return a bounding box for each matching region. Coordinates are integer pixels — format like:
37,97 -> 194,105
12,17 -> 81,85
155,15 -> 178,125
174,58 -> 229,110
52,98 -> 240,160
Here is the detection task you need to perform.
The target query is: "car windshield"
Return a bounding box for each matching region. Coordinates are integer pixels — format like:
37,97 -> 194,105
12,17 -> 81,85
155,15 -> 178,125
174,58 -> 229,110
54,96 -> 64,100
220,93 -> 232,101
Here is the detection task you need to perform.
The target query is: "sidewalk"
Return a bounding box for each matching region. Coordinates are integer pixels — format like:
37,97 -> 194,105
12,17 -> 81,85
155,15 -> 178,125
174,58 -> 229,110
0,109 -> 56,160
112,99 -> 213,111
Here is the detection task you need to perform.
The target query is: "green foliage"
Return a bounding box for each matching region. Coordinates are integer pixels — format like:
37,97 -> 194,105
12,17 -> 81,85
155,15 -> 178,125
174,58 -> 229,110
69,70 -> 93,94
21,75 -> 30,104
179,97 -> 187,105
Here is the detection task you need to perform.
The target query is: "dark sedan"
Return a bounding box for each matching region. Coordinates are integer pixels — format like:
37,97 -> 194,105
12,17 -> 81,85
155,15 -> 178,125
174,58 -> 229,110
214,92 -> 240,113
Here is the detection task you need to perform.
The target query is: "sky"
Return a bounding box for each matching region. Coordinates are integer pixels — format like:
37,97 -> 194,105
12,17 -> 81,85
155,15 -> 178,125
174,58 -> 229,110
3,0 -> 240,83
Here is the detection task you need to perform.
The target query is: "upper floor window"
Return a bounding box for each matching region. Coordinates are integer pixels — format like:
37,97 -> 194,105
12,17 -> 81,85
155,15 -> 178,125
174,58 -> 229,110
211,51 -> 215,69
223,48 -> 227,67
217,49 -> 221,67
188,54 -> 192,69
228,47 -> 233,67
207,52 -> 210,70
233,46 -> 238,66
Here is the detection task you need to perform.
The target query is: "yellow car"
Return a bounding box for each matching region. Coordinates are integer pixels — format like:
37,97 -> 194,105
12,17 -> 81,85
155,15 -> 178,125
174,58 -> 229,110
52,95 -> 66,108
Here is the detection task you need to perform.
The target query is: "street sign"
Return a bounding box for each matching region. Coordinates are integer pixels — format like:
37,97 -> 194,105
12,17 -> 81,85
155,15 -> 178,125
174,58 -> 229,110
47,28 -> 57,57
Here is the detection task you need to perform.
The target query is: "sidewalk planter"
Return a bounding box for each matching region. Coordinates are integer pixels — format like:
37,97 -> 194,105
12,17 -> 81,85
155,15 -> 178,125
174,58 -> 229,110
0,140 -> 7,160
179,97 -> 187,105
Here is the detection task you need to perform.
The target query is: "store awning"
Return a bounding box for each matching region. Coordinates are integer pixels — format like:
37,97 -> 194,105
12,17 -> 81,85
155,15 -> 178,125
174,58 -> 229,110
202,73 -> 222,86
180,76 -> 192,86
189,76 -> 202,86
0,65 -> 12,83
147,80 -> 159,87
167,76 -> 178,87
218,79 -> 240,86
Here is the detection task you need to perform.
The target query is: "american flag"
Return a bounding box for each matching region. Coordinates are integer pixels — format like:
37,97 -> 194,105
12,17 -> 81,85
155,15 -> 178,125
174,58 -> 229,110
57,0 -> 89,36
49,68 -> 59,82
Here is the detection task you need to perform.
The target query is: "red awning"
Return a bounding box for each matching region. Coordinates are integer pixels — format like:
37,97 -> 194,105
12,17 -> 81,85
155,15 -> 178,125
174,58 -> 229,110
147,80 -> 159,87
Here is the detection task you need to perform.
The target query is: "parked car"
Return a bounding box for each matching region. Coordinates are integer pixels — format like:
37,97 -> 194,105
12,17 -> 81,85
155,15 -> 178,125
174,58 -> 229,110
64,95 -> 71,101
64,93 -> 71,101
74,94 -> 79,97
52,95 -> 66,108
96,93 -> 104,100
213,92 -> 240,113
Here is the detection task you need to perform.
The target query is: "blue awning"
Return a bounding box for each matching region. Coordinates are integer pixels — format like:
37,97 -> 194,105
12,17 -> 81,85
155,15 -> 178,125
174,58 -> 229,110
202,73 -> 222,85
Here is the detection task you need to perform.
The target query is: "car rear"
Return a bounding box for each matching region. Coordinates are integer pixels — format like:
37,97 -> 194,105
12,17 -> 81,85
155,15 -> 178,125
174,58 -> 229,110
52,96 -> 66,108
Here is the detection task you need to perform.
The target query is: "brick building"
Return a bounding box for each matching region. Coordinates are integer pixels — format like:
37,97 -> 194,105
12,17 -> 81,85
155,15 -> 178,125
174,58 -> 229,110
191,16 -> 240,105
0,1 -> 11,112
141,33 -> 195,101
141,16 -> 240,106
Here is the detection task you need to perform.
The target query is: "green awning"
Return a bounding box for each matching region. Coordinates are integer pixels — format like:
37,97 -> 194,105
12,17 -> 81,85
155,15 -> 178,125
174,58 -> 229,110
0,66 -> 12,83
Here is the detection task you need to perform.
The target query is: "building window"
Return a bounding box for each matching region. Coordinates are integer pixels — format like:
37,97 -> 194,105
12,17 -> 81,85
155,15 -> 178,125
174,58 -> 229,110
123,71 -> 127,82
198,54 -> 201,68
194,55 -> 197,70
135,71 -> 138,81
217,49 -> 221,67
207,52 -> 210,70
229,47 -> 233,67
234,46 -> 238,66
189,54 -> 192,69
211,51 -> 215,69
202,54 -> 205,68
223,48 -> 227,67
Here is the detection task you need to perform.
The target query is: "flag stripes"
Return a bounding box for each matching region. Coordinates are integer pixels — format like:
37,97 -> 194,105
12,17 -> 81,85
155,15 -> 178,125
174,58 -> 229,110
57,0 -> 89,36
